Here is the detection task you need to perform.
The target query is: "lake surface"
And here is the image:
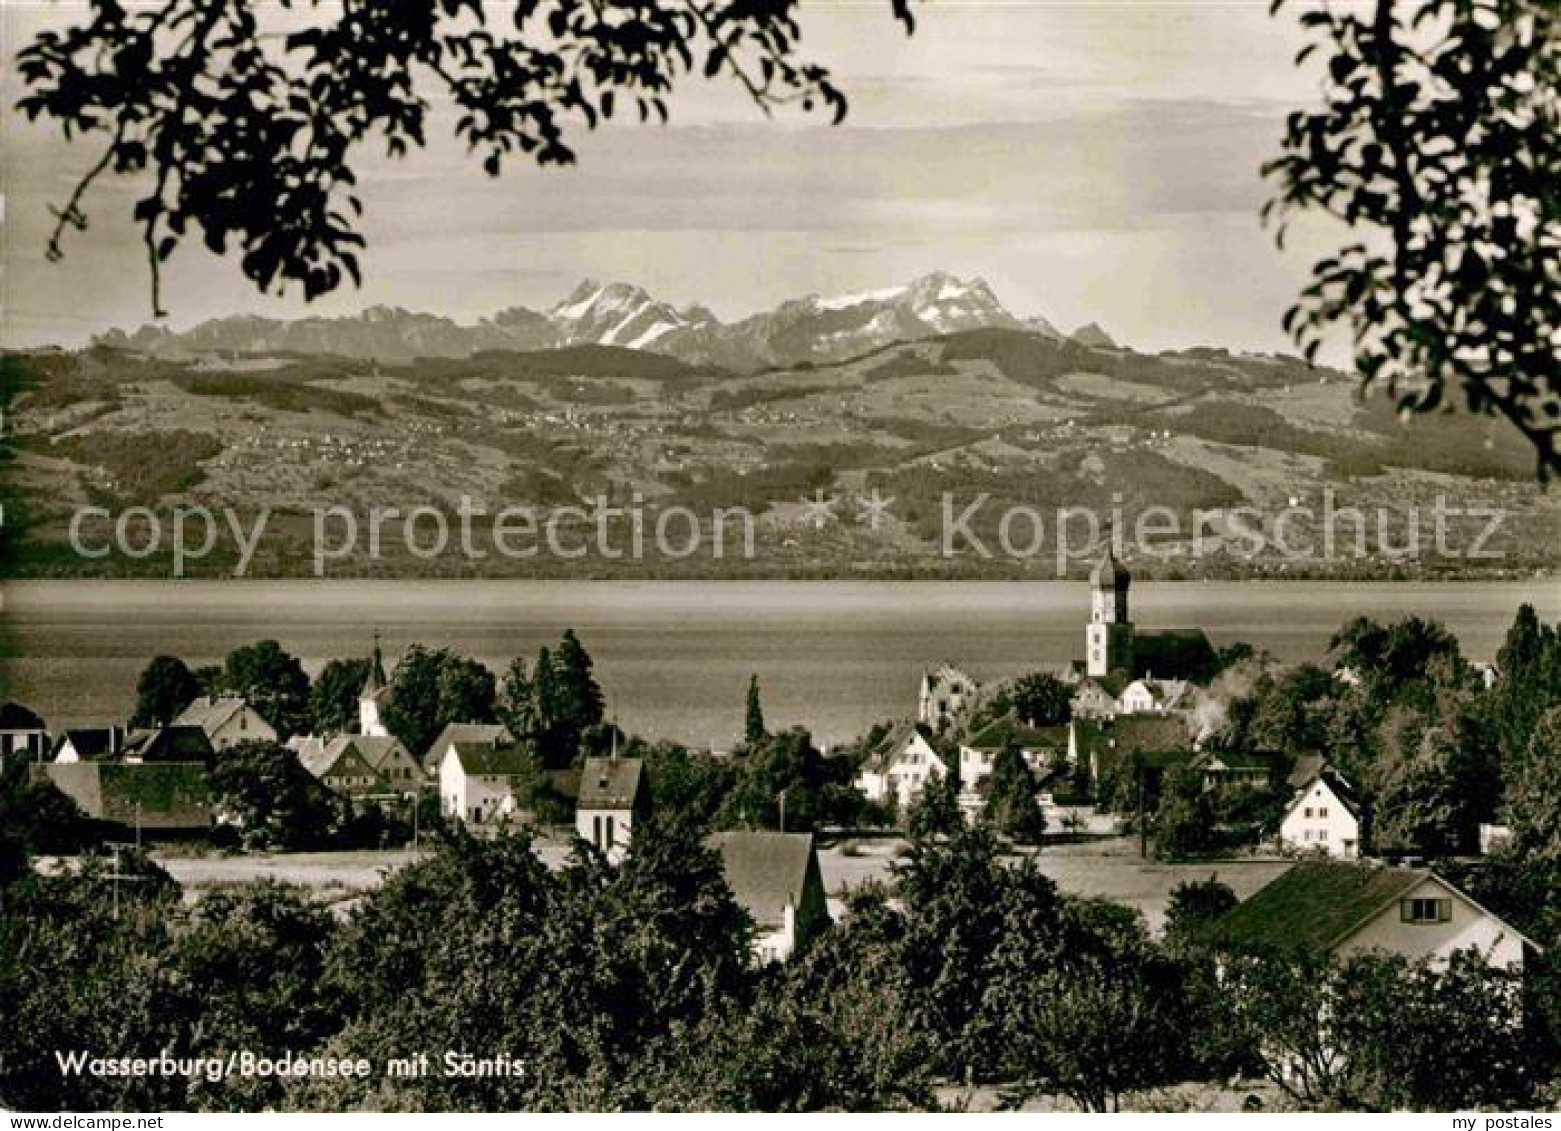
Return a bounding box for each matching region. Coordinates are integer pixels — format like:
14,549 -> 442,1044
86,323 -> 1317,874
3,580 -> 1557,746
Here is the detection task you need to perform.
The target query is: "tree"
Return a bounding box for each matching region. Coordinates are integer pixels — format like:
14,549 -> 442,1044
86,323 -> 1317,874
308,656 -> 370,736
982,742 -> 1046,844
1504,705 -> 1561,869
904,772 -> 963,840
129,654 -> 200,727
380,646 -> 497,758
1149,763 -> 1216,860
1164,877 -> 1238,947
1009,672 -> 1072,727
498,657 -> 538,743
208,740 -> 342,851
1494,605 -> 1561,763
222,640 -> 312,738
744,674 -> 766,745
996,909 -> 1192,1111
17,1 -> 915,318
717,727 -> 836,833
551,629 -> 606,750
1266,0 -> 1560,475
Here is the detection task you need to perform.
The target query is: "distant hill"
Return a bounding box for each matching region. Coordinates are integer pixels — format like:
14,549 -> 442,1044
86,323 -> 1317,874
15,318 -> 1555,580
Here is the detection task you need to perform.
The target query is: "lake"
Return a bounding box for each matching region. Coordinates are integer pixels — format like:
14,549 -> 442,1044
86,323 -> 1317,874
3,580 -> 1557,746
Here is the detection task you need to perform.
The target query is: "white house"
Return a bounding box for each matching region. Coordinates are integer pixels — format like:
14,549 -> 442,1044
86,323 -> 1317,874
706,831 -> 830,965
957,714 -> 1069,814
438,741 -> 534,824
290,733 -> 421,797
576,756 -> 650,862
53,726 -> 126,763
422,721 -> 515,776
1214,861 -> 1539,973
855,723 -> 948,811
175,696 -> 277,751
1116,677 -> 1191,716
1279,769 -> 1361,859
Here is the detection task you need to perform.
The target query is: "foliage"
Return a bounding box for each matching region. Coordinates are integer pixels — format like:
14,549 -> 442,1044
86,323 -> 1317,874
208,740 -> 343,851
308,656 -> 371,737
1266,0 -> 1560,476
744,673 -> 767,744
641,741 -> 738,836
1164,877 -> 1239,946
1009,672 -> 1073,726
501,631 -> 606,766
904,771 -> 963,840
17,0 -> 916,315
220,640 -> 312,739
1148,764 -> 1216,860
129,654 -> 201,727
381,645 -> 497,758
981,742 -> 1046,844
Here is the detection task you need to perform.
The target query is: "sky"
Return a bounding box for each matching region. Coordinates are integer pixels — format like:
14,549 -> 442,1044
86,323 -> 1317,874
0,1 -> 1346,354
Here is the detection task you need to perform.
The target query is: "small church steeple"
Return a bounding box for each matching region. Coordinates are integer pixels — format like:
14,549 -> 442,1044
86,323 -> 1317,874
359,630 -> 390,737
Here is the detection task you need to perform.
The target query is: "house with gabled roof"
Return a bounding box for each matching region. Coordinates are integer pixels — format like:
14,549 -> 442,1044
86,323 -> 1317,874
958,714 -> 1069,807
438,740 -> 535,825
706,831 -> 830,964
576,756 -> 650,861
288,732 -> 420,798
174,696 -> 277,750
422,721 -> 515,775
1211,861 -> 1539,973
1195,748 -> 1280,793
1279,765 -> 1362,859
121,725 -> 215,764
1070,714 -> 1194,787
0,701 -> 49,764
1116,677 -> 1192,716
53,726 -> 127,764
854,722 -> 948,812
31,760 -> 212,836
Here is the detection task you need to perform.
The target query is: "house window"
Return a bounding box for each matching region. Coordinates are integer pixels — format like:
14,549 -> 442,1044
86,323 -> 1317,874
1401,897 -> 1452,924
1304,807 -> 1313,818
1318,807 -> 1328,818
605,815 -> 616,848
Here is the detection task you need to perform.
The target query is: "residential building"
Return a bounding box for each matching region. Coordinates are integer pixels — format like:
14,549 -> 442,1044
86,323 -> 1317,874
121,725 -> 215,764
0,701 -> 50,764
958,714 -> 1069,813
52,726 -> 127,763
576,756 -> 650,862
854,723 -> 948,812
422,721 -> 515,776
1070,714 -> 1195,796
1116,677 -> 1192,715
1195,749 -> 1279,793
290,733 -> 421,797
438,741 -> 534,824
706,831 -> 830,964
175,696 -> 277,750
1212,861 -> 1539,973
1279,767 -> 1361,859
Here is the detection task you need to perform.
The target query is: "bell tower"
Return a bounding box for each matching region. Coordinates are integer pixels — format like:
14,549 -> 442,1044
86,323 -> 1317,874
1085,551 -> 1134,677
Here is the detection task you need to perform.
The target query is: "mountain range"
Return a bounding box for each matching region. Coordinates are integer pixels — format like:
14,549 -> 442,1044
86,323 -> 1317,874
94,272 -> 1088,371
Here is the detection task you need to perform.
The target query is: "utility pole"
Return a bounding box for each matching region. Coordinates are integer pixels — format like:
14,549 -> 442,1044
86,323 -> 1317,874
778,788 -> 787,833
104,842 -> 149,922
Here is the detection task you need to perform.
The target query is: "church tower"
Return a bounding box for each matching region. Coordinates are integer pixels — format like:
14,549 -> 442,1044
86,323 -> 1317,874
358,631 -> 390,737
1085,550 -> 1135,677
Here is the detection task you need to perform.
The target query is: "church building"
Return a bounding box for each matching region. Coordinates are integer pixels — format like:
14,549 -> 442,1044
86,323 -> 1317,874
1084,551 -> 1217,682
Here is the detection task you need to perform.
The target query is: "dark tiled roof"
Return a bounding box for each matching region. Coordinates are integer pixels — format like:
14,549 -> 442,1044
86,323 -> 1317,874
451,741 -> 533,778
422,722 -> 514,768
1210,862 -> 1430,953
706,831 -> 820,930
122,726 -> 214,763
965,715 -> 1069,753
33,762 -> 211,830
336,734 -> 414,774
1133,628 -> 1217,681
578,756 -> 646,810
0,701 -> 46,731
53,727 -> 124,761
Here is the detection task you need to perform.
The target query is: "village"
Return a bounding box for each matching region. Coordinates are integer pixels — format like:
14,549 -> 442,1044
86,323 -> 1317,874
1,554 -> 1548,967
